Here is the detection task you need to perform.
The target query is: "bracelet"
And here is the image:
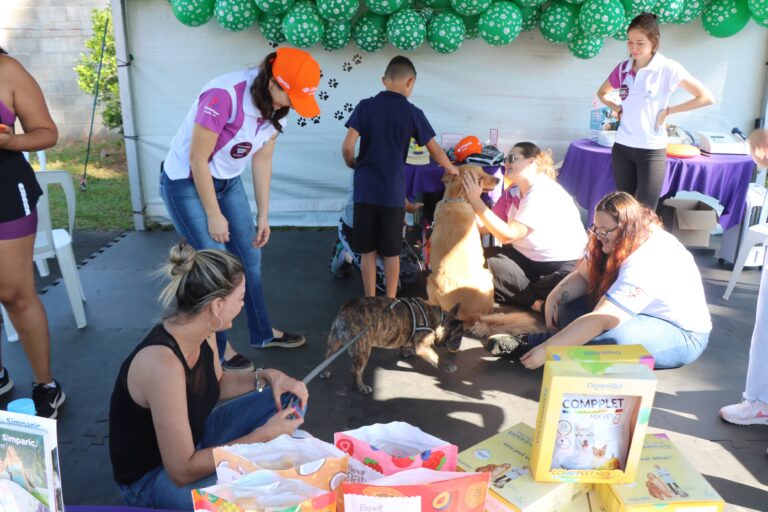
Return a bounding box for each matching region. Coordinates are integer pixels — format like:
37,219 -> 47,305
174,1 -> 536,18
254,368 -> 266,393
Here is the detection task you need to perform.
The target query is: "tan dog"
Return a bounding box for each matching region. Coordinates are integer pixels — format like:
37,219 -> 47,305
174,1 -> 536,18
427,165 -> 498,324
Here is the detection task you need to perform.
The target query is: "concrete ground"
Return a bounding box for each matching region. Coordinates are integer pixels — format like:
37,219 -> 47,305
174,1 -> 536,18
1,229 -> 765,510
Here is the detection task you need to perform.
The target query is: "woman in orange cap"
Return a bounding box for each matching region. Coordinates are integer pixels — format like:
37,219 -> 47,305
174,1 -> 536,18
160,48 -> 321,370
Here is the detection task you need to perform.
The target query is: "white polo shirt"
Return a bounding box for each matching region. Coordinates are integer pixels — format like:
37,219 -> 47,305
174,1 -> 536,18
164,68 -> 286,180
605,226 -> 712,333
608,53 -> 690,150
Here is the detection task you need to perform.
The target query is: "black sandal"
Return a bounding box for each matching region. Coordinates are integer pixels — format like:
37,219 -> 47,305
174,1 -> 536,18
262,332 -> 306,349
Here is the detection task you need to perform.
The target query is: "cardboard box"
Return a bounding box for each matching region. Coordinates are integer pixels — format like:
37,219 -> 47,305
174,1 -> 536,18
531,362 -> 657,485
661,198 -> 719,248
458,423 -> 590,512
594,433 -> 724,512
546,345 -> 655,371
335,422 -> 458,475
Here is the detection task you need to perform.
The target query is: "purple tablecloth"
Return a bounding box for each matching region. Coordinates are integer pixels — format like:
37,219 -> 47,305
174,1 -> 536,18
404,160 -> 505,204
557,139 -> 755,230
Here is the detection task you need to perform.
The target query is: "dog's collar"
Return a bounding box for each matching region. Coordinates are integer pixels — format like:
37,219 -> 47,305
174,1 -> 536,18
391,297 -> 435,340
440,197 -> 467,204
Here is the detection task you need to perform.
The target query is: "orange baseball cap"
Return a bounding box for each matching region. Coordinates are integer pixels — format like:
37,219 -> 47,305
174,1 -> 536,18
454,135 -> 482,163
272,48 -> 321,118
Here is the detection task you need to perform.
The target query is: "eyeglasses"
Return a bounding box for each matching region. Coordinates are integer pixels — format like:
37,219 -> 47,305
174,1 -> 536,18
588,224 -> 620,239
506,154 -> 525,164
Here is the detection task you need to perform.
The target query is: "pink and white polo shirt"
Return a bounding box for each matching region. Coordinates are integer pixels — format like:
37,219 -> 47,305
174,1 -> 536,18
607,52 -> 689,150
164,68 -> 286,180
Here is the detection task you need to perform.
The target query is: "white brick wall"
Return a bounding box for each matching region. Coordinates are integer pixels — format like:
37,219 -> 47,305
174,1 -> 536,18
0,0 -> 114,141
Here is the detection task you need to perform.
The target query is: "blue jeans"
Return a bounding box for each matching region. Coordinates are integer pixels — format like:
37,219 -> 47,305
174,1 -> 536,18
160,170 -> 273,347
119,389 -> 278,511
528,297 -> 709,369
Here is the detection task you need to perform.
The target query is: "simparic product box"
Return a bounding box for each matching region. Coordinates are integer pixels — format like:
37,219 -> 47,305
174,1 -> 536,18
457,423 -> 590,512
531,361 -> 657,485
546,345 -> 655,371
594,433 -> 724,512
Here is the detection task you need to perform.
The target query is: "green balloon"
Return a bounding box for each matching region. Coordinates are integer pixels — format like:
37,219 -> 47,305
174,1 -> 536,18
702,0 -> 751,37
749,0 -> 768,17
479,1 -> 523,46
172,0 -> 215,26
353,12 -> 389,51
515,0 -> 546,6
579,0 -> 625,37
621,0 -> 656,15
653,0 -> 684,23
215,0 -> 259,31
422,0 -> 453,6
322,19 -> 352,49
366,0 -> 408,15
539,1 -> 580,43
317,0 -> 359,21
419,7 -> 436,22
451,0 -> 494,16
562,0 -> 585,4
259,11 -> 287,43
387,9 -> 427,50
612,13 -> 632,39
513,1 -> 543,30
460,13 -> 481,37
427,11 -> 466,53
282,1 -> 325,47
673,0 -> 705,23
254,0 -> 293,14
754,12 -> 768,25
568,27 -> 604,58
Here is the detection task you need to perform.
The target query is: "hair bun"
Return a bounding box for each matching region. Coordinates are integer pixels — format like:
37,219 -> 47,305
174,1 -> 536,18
168,243 -> 196,276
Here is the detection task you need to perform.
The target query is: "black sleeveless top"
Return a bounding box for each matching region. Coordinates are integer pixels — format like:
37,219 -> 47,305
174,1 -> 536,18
109,324 -> 220,485
0,99 -> 43,223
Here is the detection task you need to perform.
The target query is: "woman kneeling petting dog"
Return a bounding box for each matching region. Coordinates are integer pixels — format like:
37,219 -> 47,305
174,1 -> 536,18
490,192 -> 711,370
462,142 -> 587,313
109,244 -> 307,511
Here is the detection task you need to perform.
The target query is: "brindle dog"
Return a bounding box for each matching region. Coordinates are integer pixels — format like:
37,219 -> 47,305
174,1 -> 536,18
319,297 -> 464,394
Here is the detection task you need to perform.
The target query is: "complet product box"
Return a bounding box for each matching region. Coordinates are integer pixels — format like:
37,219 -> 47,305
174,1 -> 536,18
660,198 -> 719,248
546,345 -> 655,371
594,433 -> 724,512
457,423 -> 590,512
531,361 -> 657,485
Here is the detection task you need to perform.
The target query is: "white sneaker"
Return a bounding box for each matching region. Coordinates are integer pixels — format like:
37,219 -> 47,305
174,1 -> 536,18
720,399 -> 768,426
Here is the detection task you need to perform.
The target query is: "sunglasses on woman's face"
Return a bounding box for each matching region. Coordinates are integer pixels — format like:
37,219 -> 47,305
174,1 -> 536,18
506,154 -> 524,164
588,224 -> 619,239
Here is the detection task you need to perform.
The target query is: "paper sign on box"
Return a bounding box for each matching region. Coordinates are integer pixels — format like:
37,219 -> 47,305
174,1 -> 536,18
335,422 -> 458,475
594,433 -> 724,512
531,362 -> 657,484
342,468 -> 490,512
457,423 -> 590,512
546,345 -> 654,371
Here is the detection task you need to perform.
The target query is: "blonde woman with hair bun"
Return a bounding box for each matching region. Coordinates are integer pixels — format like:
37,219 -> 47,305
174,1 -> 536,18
462,142 -> 588,324
109,244 -> 308,510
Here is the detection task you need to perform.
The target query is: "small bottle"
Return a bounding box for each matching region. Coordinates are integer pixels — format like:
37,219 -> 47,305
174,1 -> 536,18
7,398 -> 36,416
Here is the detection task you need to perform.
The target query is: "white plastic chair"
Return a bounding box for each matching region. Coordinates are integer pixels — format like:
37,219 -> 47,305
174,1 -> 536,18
2,169 -> 87,342
723,173 -> 768,300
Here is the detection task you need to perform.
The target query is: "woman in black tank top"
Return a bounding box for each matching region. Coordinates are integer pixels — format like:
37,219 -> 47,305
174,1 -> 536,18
109,244 -> 308,511
0,47 -> 65,419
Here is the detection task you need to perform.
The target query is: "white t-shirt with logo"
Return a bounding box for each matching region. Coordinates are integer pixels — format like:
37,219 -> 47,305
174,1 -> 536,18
608,53 -> 690,150
164,68 -> 286,180
502,175 -> 588,262
605,226 -> 712,333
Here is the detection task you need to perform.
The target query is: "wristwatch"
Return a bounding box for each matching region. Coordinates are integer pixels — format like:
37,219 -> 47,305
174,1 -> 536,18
254,368 -> 266,393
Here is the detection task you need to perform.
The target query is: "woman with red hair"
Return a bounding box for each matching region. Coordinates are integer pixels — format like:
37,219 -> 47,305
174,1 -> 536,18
487,191 -> 711,370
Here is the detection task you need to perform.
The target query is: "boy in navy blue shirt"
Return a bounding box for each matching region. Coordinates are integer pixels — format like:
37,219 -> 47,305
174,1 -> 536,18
341,56 -> 459,298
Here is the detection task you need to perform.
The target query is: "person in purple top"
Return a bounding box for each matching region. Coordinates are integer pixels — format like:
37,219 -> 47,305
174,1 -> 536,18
341,56 -> 459,298
0,47 -> 66,418
161,48 -> 321,371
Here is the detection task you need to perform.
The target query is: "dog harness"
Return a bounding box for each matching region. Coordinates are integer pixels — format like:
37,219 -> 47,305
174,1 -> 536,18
390,297 -> 443,340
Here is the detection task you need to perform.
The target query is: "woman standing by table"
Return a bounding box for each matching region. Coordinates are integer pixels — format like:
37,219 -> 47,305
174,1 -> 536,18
161,48 -> 321,370
596,12 -> 714,211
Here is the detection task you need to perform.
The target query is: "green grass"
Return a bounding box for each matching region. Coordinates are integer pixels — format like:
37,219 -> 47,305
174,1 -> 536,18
31,139 -> 133,231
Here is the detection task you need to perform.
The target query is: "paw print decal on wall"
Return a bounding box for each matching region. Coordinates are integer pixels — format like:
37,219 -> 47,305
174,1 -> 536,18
334,111 -> 345,121
344,102 -> 354,113
311,116 -> 321,124
353,54 -> 362,65
342,62 -> 352,72
297,117 -> 307,127
328,78 -> 338,88
319,91 -> 329,101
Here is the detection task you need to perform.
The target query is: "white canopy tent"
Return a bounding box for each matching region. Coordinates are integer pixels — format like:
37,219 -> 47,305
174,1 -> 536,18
111,0 -> 768,229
